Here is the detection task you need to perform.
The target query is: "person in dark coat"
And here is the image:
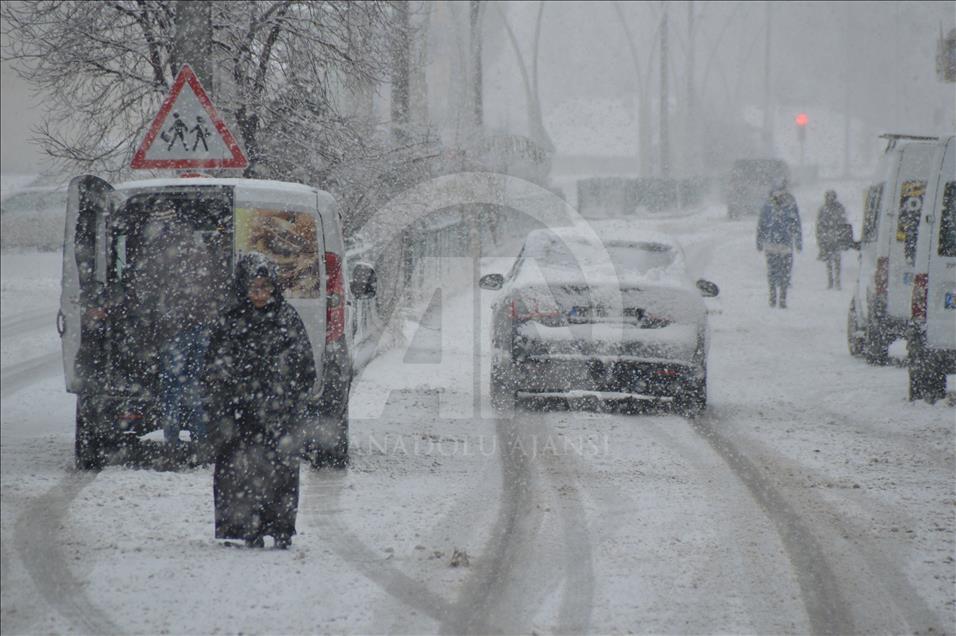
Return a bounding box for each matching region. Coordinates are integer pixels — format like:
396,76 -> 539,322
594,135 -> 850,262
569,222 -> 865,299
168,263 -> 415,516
757,184 -> 803,308
815,190 -> 849,290
201,252 -> 316,549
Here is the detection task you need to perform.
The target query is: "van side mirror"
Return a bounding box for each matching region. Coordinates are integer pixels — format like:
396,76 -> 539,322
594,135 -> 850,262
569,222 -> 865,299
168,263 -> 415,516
350,262 -> 376,299
696,279 -> 719,297
479,273 -> 504,290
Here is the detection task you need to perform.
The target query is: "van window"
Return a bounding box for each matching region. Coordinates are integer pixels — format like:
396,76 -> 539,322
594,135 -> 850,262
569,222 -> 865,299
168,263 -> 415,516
862,184 -> 882,243
896,180 -> 926,265
235,208 -> 321,299
939,182 -> 956,257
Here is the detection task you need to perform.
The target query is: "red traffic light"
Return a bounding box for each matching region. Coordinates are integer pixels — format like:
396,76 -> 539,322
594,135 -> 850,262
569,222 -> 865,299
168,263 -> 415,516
795,112 -> 809,127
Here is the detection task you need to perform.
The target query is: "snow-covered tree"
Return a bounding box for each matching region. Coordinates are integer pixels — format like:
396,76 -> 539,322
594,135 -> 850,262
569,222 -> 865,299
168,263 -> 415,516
0,1 -> 392,183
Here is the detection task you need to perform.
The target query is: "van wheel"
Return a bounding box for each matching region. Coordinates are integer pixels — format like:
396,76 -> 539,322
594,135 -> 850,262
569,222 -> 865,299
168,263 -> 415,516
847,300 -> 864,357
308,415 -> 350,470
75,395 -> 105,471
863,324 -> 889,365
325,419 -> 350,469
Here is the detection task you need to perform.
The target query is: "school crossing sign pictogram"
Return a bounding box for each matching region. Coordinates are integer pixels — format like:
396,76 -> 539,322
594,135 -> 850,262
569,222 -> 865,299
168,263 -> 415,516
131,64 -> 248,170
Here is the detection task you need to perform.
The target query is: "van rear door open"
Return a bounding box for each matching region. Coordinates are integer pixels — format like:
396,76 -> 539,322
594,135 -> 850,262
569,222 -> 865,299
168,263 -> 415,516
59,175 -> 117,393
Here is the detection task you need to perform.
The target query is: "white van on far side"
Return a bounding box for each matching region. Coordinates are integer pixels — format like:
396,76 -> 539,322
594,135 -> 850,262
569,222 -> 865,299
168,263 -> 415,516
847,136 -> 941,364
907,135 -> 956,402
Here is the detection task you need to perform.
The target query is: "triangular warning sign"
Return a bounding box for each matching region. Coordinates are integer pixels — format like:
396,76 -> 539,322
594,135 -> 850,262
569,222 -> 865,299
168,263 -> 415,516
131,64 -> 248,170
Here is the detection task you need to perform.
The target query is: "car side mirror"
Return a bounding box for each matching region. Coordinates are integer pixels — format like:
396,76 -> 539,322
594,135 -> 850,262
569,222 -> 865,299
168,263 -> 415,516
479,273 -> 504,290
350,262 -> 376,299
696,279 -> 719,297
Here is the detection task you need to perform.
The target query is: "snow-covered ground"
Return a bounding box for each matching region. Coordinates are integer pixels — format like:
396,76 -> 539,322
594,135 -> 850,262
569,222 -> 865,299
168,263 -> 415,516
1,180 -> 953,634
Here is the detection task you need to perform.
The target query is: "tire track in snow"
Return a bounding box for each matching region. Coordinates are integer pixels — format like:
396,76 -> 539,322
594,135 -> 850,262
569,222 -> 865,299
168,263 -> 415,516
13,472 -> 121,635
690,409 -> 856,636
0,351 -> 61,398
302,470 -> 455,624
440,410 -> 595,635
698,404 -> 950,634
439,413 -> 547,634
302,408 -> 596,635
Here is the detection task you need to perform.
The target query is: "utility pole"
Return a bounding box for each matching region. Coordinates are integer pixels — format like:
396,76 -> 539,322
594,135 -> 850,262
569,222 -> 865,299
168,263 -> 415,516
685,0 -> 695,176
660,1 -> 670,178
762,0 -> 773,156
843,1 -> 851,177
470,0 -> 483,130
173,0 -> 213,93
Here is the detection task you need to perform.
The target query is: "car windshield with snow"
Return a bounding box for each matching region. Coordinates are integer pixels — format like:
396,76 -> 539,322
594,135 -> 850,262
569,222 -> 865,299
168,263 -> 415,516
481,225 -> 718,414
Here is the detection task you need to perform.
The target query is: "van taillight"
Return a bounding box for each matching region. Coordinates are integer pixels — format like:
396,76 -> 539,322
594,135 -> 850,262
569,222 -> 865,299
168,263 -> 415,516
912,273 -> 928,321
325,252 -> 345,343
875,256 -> 889,297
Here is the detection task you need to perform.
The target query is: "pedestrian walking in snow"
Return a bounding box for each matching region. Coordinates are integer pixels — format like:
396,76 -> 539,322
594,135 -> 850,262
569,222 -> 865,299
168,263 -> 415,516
201,253 -> 316,549
757,183 -> 803,308
815,190 -> 849,290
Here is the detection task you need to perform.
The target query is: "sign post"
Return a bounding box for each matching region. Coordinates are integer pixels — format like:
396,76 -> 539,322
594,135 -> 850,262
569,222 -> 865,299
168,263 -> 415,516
131,64 -> 247,171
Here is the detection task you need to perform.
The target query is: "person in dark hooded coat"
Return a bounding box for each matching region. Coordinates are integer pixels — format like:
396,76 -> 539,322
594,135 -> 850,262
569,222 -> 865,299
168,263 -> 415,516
815,190 -> 849,290
201,252 -> 316,549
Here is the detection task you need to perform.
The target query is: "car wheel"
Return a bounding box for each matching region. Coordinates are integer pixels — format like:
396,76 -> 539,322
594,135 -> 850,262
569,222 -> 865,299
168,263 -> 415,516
675,374 -> 707,417
863,322 -> 889,366
75,395 -> 105,471
847,300 -> 864,357
491,362 -> 517,413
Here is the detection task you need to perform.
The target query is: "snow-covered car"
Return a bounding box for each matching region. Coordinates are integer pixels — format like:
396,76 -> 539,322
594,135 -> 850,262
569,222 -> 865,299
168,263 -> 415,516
480,225 -> 719,414
58,175 -> 376,470
0,184 -> 68,251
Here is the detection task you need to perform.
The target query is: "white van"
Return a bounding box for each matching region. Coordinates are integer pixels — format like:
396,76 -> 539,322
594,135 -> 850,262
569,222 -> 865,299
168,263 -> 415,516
57,176 -> 375,470
847,135 -> 940,363
907,136 -> 955,401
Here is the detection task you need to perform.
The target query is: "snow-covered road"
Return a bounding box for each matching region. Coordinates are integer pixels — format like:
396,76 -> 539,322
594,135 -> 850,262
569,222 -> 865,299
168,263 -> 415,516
2,182 -> 953,634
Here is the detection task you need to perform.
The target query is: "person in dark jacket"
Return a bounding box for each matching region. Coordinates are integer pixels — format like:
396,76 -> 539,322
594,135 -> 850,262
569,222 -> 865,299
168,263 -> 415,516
757,184 -> 803,308
815,190 -> 849,290
201,252 -> 316,549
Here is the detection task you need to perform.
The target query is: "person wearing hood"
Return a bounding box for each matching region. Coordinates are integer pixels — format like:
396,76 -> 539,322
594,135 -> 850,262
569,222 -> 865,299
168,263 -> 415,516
200,252 -> 316,549
757,183 -> 803,308
815,190 -> 849,290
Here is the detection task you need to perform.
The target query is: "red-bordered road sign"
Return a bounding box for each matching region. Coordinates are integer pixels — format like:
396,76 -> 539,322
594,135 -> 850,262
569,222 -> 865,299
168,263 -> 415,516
131,64 -> 248,170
